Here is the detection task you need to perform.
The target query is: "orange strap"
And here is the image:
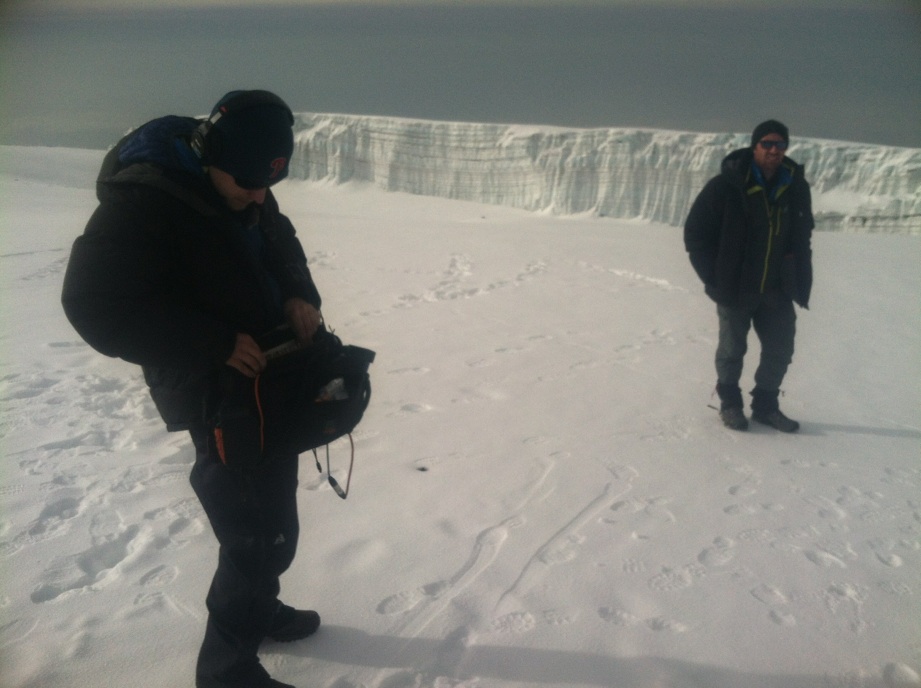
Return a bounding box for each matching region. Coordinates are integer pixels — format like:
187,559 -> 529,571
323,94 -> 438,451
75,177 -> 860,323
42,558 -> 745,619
214,428 -> 227,465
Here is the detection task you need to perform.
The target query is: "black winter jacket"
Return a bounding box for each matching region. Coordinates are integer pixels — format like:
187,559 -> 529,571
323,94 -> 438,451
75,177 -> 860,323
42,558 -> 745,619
62,116 -> 321,430
683,147 -> 814,309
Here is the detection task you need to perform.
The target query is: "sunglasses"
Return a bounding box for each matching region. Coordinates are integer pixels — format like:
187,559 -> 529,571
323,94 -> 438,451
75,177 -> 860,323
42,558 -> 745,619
313,437 -> 354,499
234,176 -> 273,190
757,140 -> 789,151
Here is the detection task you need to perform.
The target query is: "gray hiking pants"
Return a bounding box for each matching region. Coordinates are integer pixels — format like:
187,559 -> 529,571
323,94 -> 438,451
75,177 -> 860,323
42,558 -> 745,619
715,295 -> 796,393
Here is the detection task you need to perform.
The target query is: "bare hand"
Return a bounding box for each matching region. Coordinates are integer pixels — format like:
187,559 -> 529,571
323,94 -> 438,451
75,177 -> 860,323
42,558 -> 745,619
284,298 -> 322,345
225,333 -> 267,378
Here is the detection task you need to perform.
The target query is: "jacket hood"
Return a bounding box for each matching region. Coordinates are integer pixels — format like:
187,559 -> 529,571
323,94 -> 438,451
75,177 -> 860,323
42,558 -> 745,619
720,147 -> 754,180
96,116 -> 221,216
114,116 -> 204,179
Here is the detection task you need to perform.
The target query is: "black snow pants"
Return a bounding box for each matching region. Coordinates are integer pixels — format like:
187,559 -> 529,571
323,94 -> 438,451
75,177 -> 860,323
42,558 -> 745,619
189,424 -> 300,687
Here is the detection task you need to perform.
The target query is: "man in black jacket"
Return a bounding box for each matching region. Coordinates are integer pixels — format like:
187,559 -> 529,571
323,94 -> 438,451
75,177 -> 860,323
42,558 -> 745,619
684,120 -> 814,432
62,91 -> 321,688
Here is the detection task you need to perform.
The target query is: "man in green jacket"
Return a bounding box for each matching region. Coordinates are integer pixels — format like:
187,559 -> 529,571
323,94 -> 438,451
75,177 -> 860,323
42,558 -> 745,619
684,120 -> 814,432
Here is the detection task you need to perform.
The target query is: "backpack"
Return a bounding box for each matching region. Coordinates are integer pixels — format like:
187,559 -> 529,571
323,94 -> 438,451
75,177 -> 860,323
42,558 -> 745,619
206,327 -> 375,488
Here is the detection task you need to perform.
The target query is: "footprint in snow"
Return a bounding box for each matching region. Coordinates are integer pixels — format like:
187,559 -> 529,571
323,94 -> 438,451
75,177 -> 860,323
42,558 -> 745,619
31,521 -> 142,603
697,537 -> 736,567
376,588 -> 427,615
647,564 -> 704,591
491,611 -> 536,634
139,565 -> 179,588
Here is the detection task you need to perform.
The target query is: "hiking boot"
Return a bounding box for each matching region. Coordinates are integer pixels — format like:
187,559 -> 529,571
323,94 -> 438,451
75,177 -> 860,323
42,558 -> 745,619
197,664 -> 295,688
254,678 -> 295,688
752,409 -> 800,433
267,605 -> 321,642
719,406 -> 749,431
198,677 -> 294,688
262,678 -> 295,688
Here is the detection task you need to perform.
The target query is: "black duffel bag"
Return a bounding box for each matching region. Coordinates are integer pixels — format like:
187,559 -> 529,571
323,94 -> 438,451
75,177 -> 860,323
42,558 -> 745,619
207,327 -> 375,483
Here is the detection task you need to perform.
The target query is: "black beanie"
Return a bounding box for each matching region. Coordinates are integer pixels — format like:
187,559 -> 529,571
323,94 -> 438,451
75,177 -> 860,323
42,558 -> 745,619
203,91 -> 294,188
750,119 -> 789,147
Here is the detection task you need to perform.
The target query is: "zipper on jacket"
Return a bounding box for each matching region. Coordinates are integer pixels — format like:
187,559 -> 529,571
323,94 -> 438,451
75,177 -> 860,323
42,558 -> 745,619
753,161 -> 794,294
759,194 -> 780,294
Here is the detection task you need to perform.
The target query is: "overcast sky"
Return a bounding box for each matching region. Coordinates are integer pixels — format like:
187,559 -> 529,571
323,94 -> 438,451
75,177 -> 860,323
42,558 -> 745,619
2,0 -> 919,149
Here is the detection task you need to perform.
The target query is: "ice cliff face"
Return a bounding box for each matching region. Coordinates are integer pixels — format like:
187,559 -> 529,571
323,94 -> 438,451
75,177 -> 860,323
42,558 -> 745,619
290,113 -> 921,234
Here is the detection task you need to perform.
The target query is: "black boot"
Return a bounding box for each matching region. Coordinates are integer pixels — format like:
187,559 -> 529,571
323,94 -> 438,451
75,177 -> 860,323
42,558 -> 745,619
751,388 -> 800,433
266,604 -> 321,642
716,383 -> 748,431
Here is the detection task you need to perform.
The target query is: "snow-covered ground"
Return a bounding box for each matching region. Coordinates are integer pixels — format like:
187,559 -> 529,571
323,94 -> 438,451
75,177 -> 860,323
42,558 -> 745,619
1,137 -> 919,688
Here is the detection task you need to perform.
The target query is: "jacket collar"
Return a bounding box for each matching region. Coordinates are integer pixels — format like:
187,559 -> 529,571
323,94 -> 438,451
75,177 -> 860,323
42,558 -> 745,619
721,146 -> 800,196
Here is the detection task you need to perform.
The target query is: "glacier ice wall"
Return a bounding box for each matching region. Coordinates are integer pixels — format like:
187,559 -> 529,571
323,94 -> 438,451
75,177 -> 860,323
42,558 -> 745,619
290,113 -> 921,234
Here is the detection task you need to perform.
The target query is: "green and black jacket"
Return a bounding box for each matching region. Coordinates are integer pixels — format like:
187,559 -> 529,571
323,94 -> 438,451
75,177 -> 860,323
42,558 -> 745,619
684,146 -> 814,309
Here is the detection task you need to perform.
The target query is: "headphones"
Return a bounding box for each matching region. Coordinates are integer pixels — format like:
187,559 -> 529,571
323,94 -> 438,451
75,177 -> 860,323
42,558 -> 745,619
190,90 -> 294,161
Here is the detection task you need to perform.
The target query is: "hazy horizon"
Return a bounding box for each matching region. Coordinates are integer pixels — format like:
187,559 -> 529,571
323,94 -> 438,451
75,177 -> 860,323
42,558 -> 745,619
2,1 -> 920,149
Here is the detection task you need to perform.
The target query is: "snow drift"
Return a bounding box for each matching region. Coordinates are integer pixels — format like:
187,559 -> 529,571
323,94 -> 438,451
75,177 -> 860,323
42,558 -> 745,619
290,114 -> 921,234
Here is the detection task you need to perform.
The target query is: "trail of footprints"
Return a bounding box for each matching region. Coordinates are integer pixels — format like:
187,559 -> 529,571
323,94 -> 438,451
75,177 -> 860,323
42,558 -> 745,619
395,253 -> 548,307
22,496 -> 204,605
391,252 -> 682,311
370,442 -> 918,680
2,338 -> 205,641
376,463 -> 640,643
612,459 -> 919,635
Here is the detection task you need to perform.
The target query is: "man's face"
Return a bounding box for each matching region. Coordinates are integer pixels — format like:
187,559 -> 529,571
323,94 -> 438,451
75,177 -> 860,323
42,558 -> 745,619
208,167 -> 267,211
752,134 -> 787,179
